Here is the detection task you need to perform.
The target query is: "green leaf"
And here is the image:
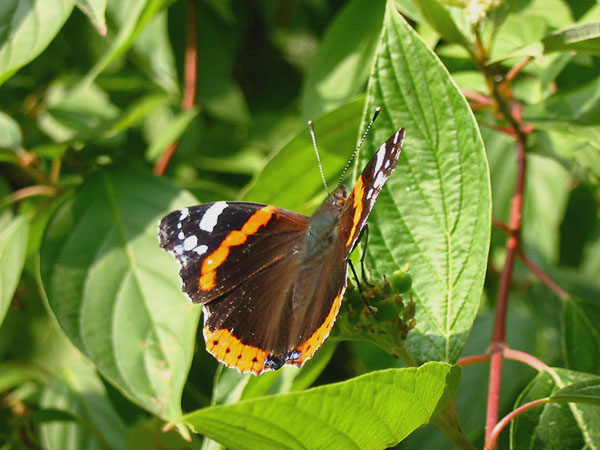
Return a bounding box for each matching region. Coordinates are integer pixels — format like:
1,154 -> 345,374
145,108 -> 199,160
76,0 -> 107,35
0,215 -> 29,326
0,0 -> 75,85
184,362 -> 460,449
543,22 -> 600,56
563,296 -> 600,374
40,169 -> 200,420
410,0 -> 472,50
81,0 -> 168,86
300,0 -> 385,120
359,3 -> 490,363
194,4 -> 249,124
133,11 -> 178,95
0,362 -> 49,392
524,80 -> 600,183
0,111 -> 22,149
511,369 -> 600,449
552,379 -> 600,406
490,14 -> 547,63
242,97 -> 364,213
40,361 -> 128,450
37,79 -> 120,142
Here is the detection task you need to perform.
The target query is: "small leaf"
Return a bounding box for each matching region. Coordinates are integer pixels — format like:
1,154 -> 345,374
0,215 -> 29,326
184,362 -> 460,450
40,169 -> 200,420
563,296 -> 600,374
300,0 -> 385,119
0,0 -> 75,85
133,11 -> 179,94
39,361 -> 128,450
552,379 -> 600,406
358,3 -> 490,363
242,97 -> 364,213
410,0 -> 472,50
543,22 -> 600,56
145,109 -> 199,160
0,111 -> 23,149
81,0 -> 168,86
76,0 -> 107,35
511,369 -> 600,449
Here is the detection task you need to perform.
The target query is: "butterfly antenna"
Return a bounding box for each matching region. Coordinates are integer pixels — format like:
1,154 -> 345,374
308,120 -> 330,195
335,106 -> 381,189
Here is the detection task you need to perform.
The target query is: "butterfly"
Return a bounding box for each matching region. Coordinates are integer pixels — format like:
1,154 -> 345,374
159,127 -> 405,374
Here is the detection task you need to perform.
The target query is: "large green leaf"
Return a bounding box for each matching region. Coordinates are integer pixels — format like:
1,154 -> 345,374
511,369 -> 600,449
39,360 -> 128,450
40,169 -> 200,420
300,0 -> 385,120
359,3 -> 490,363
0,0 -> 75,85
0,215 -> 29,326
184,362 -> 460,450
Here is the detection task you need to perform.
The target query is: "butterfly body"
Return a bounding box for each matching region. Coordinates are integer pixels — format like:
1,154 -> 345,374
159,128 -> 405,374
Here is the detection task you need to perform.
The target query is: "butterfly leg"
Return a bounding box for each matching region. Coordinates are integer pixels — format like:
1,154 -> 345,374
358,225 -> 374,287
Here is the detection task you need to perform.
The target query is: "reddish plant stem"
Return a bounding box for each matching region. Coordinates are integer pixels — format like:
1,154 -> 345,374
518,248 -> 569,300
506,56 -> 533,82
457,353 -> 490,366
472,24 -> 531,446
485,398 -> 550,450
492,218 -> 512,234
463,89 -> 494,106
503,347 -> 549,372
153,0 -> 197,176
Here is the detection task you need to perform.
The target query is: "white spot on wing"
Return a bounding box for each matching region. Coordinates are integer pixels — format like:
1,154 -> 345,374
374,171 -> 385,188
200,201 -> 228,232
374,146 -> 385,173
183,235 -> 198,251
194,244 -> 208,255
178,231 -> 185,240
384,159 -> 390,169
179,208 -> 189,221
393,130 -> 401,144
366,188 -> 374,200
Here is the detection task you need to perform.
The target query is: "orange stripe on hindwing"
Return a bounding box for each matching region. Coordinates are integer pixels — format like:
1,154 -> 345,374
203,327 -> 269,374
345,176 -> 365,248
291,290 -> 344,366
199,206 -> 275,290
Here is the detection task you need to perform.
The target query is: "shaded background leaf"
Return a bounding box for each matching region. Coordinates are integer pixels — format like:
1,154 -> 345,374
40,169 -> 200,420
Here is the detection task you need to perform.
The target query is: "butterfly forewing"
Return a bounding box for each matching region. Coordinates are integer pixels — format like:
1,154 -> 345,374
159,201 -> 309,304
339,128 -> 405,253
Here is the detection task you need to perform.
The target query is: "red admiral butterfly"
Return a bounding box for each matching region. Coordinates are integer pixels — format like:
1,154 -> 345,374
159,127 -> 405,374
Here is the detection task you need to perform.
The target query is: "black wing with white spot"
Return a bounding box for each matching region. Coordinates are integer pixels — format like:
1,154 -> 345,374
159,201 -> 310,304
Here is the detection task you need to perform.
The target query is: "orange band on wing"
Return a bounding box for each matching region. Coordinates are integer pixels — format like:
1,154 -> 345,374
290,290 -> 344,366
203,326 -> 269,375
345,176 -> 364,248
199,206 -> 275,290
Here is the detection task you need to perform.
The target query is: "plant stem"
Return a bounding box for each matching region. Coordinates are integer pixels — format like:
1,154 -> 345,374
153,0 -> 197,176
473,22 -> 531,447
517,249 -> 569,300
485,398 -> 551,449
